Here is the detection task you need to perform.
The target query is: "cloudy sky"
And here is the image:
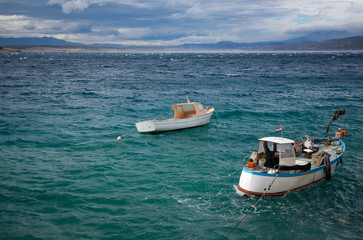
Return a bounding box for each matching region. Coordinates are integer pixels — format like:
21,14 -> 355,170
0,0 -> 362,46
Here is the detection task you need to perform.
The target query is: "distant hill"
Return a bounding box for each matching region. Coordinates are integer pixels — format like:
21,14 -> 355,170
263,36 -> 363,51
0,37 -> 82,46
284,30 -> 354,44
89,43 -> 127,48
179,31 -> 361,50
1,35 -> 363,51
1,30 -> 357,48
180,41 -> 286,50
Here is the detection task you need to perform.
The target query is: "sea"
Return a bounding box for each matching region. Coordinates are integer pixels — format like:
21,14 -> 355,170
0,51 -> 362,239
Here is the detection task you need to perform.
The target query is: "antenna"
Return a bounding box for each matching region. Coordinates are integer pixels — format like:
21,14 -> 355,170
326,109 -> 346,137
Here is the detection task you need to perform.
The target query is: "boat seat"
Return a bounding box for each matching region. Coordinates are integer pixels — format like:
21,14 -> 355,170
295,159 -> 310,165
304,149 -> 313,159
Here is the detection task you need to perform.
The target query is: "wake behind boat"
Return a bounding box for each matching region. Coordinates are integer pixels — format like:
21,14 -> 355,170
237,109 -> 347,196
136,97 -> 215,133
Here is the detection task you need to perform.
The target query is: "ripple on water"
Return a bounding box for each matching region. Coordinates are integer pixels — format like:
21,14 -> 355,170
0,52 -> 362,239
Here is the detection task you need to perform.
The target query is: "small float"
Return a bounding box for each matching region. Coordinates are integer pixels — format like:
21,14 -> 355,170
237,109 -> 347,196
136,97 -> 215,133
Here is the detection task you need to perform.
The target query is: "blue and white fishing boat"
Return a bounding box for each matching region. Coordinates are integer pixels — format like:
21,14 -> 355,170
237,109 -> 346,196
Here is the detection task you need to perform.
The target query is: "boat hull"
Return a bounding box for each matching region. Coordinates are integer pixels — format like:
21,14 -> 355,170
237,140 -> 345,196
136,111 -> 214,133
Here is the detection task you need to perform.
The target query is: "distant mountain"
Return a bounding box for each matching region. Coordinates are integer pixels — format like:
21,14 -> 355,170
263,36 -> 363,51
179,31 -> 358,50
180,41 -> 286,50
1,31 -> 355,49
284,30 -> 354,44
0,37 -> 83,46
89,43 -> 128,48
1,35 -> 362,51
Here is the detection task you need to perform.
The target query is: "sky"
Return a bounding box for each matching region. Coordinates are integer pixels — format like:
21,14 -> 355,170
0,0 -> 362,46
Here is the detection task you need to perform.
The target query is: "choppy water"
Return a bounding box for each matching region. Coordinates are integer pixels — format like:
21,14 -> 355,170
0,51 -> 362,239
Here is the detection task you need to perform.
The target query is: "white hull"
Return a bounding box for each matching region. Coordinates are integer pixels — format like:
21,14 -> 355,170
136,111 -> 214,133
237,140 -> 345,196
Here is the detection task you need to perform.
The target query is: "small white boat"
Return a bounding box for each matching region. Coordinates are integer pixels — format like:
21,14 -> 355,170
237,109 -> 346,196
136,97 -> 215,133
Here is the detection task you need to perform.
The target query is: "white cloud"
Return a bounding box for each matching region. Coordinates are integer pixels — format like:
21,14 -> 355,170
0,14 -> 91,38
47,0 -> 155,14
116,28 -> 151,39
183,2 -> 208,19
47,0 -> 106,14
1,0 -> 363,45
0,15 -> 34,36
0,15 -> 27,21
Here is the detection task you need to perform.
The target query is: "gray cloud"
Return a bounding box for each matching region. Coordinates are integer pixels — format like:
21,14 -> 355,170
23,24 -> 36,30
51,26 -> 63,31
0,0 -> 362,45
47,0 -> 106,14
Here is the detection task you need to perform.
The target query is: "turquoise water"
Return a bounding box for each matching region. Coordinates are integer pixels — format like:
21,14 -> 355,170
0,52 -> 362,239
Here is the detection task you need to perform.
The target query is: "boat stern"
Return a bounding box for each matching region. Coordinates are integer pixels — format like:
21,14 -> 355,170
237,168 -> 266,195
136,120 -> 156,132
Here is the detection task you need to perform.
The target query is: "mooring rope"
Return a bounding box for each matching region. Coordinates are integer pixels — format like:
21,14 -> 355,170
223,171 -> 280,240
222,191 -> 266,240
213,112 -> 219,124
116,127 -> 136,141
268,170 -> 280,190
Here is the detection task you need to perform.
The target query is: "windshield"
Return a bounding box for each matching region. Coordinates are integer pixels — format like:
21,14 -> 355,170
279,144 -> 294,159
183,104 -> 194,111
258,141 -> 274,153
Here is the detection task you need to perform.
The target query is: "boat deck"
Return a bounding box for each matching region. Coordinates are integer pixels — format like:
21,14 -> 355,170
250,140 -> 343,174
298,141 -> 341,165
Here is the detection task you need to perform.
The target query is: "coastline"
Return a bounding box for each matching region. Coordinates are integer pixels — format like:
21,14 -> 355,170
0,46 -> 21,52
1,36 -> 362,52
1,45 -> 363,53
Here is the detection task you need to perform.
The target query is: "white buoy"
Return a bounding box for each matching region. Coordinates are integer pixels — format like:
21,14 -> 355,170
117,136 -> 122,141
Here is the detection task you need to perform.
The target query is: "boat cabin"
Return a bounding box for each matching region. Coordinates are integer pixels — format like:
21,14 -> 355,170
255,137 -> 296,168
172,102 -> 207,119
